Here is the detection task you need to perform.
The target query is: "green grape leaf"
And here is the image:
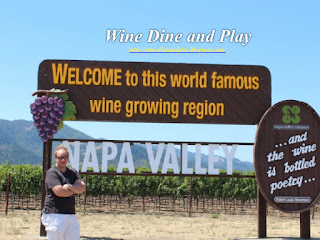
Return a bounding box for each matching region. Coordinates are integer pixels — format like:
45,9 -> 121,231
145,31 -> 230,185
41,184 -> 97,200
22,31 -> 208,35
63,100 -> 77,121
57,120 -> 64,130
57,93 -> 69,101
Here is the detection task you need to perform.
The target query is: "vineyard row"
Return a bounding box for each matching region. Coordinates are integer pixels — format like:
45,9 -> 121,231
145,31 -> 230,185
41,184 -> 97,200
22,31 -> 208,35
2,163 -> 320,218
0,163 -> 257,202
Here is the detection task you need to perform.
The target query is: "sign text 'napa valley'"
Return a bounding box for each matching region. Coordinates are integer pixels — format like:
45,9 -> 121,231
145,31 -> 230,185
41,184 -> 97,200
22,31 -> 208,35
62,141 -> 238,175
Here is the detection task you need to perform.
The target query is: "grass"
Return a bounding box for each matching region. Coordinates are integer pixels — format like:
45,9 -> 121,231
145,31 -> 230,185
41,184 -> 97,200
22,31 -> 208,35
1,209 -> 320,240
212,212 -> 220,219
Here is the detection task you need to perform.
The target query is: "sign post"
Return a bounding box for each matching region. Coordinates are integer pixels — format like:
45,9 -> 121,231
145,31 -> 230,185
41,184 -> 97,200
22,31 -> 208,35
300,210 -> 310,239
257,188 -> 267,238
40,140 -> 52,236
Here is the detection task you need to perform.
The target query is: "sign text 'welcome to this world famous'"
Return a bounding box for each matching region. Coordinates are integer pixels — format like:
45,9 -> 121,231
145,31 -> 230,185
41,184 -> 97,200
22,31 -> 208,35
38,60 -> 271,124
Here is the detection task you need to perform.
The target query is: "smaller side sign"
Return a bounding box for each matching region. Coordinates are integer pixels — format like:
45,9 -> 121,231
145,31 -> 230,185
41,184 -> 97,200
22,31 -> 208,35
254,100 -> 320,213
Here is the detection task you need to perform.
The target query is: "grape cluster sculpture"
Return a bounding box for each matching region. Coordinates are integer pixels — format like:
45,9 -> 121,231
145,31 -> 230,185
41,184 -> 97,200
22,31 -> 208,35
30,89 -> 76,142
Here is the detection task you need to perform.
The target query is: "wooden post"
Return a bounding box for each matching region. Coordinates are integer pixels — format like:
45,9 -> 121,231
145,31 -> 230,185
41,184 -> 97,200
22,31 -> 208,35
84,175 -> 88,214
312,205 -> 315,220
40,140 -> 52,237
5,173 -> 11,215
189,177 -> 193,217
300,210 -> 310,239
257,187 -> 267,238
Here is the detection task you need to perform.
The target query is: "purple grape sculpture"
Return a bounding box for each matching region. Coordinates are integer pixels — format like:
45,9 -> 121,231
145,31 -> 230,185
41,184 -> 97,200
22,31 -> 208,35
30,89 -> 76,142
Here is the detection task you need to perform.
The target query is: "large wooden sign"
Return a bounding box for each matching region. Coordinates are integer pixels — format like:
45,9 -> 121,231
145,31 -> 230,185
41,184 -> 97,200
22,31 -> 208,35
254,100 -> 320,213
38,60 -> 271,124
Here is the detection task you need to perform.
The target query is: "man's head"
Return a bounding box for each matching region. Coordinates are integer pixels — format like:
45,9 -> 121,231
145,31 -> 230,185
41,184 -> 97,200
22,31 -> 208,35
54,145 -> 69,171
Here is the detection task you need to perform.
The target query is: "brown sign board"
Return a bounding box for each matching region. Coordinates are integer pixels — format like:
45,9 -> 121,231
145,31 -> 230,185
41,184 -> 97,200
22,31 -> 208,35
38,60 -> 271,124
254,100 -> 320,213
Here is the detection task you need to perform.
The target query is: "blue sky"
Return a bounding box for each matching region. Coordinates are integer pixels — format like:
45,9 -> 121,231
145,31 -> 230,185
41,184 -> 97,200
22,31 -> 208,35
1,1 -> 319,162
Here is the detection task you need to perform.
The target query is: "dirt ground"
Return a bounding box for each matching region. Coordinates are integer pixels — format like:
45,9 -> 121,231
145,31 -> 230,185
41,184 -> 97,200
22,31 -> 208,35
1,210 -> 320,240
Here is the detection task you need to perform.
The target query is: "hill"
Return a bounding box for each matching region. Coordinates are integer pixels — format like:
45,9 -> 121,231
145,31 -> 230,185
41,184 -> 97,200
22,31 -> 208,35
0,119 -> 254,171
0,119 -> 92,165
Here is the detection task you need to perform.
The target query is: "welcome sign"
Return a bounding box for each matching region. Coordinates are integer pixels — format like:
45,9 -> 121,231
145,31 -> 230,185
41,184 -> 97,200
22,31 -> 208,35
38,60 -> 271,124
254,100 -> 320,213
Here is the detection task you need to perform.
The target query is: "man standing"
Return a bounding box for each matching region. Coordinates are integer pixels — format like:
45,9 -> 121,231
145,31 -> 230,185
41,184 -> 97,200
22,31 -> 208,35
41,145 -> 86,240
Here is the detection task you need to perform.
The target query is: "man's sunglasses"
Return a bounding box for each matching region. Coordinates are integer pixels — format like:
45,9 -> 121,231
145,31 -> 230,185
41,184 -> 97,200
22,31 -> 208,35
56,155 -> 69,160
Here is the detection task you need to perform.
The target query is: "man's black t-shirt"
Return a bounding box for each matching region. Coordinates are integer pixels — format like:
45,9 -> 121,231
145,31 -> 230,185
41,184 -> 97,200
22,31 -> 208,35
43,166 -> 81,214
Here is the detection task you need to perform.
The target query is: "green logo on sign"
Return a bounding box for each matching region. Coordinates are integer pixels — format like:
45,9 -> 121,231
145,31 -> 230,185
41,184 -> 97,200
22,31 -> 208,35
282,105 -> 301,124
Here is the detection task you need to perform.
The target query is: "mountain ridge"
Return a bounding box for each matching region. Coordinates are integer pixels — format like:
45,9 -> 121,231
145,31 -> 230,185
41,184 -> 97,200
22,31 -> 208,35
0,119 -> 254,172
